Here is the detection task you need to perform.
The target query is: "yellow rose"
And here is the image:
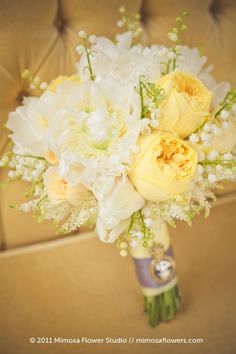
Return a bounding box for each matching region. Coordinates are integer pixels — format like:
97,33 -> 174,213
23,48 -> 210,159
47,75 -> 80,92
44,167 -> 89,205
44,149 -> 58,166
128,131 -> 197,203
156,72 -> 212,138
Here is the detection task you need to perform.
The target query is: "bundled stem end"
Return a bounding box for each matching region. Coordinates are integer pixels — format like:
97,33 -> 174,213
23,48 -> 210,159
144,285 -> 181,327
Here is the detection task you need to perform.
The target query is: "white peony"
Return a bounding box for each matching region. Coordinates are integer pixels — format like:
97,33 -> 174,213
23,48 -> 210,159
7,80 -> 81,157
7,96 -> 49,156
47,78 -> 142,193
77,32 -> 161,85
177,46 -> 215,89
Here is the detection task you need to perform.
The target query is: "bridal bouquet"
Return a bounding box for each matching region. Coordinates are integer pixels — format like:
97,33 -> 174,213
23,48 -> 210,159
1,9 -> 236,326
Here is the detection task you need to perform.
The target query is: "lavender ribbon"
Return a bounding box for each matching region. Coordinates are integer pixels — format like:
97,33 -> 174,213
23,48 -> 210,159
132,247 -> 175,288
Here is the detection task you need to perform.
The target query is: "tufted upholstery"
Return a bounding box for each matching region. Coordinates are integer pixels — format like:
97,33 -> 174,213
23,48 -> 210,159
1,0 -> 236,152
0,2 -> 236,353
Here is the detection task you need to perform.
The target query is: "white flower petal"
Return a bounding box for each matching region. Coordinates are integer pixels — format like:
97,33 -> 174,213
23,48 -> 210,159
98,177 -> 144,230
211,82 -> 231,110
96,218 -> 129,243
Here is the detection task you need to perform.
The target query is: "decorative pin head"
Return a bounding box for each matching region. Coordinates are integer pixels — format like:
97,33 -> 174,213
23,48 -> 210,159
149,243 -> 176,284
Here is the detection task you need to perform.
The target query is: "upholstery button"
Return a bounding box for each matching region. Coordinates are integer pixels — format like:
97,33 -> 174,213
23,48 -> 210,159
55,16 -> 66,33
209,0 -> 222,20
140,6 -> 148,25
16,91 -> 29,104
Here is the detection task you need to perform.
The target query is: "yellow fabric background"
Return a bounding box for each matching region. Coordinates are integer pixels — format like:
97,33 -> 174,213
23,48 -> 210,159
0,1 -> 236,353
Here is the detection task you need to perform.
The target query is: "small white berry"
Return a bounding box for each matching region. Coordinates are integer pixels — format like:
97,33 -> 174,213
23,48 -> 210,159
141,118 -> 150,128
9,161 -> 15,168
36,161 -> 45,171
2,156 -> 9,163
203,123 -> 211,132
32,170 -> 39,179
89,35 -> 97,44
175,45 -> 181,52
8,170 -> 15,179
150,119 -> 159,128
213,127 -> 222,136
136,232 -> 144,240
117,20 -> 123,27
201,132 -> 210,142
168,32 -> 178,42
39,82 -> 48,90
144,218 -> 153,228
220,109 -> 229,120
211,123 -> 217,129
78,30 -> 86,39
197,164 -> 204,174
208,173 -> 217,183
206,165 -> 212,173
223,152 -> 233,160
76,45 -> 85,55
120,242 -> 128,250
130,239 -> 138,248
168,51 -> 176,60
207,150 -> 218,161
189,133 -> 200,144
120,250 -> 128,257
222,121 -> 231,129
119,6 -> 125,13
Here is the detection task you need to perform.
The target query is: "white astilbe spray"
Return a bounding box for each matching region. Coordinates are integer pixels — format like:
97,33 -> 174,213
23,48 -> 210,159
60,197 -> 98,234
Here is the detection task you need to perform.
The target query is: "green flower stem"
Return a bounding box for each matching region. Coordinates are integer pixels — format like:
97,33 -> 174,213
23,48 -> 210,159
215,89 -> 236,117
144,285 -> 181,327
140,81 -> 155,98
200,159 -> 235,168
14,153 -> 45,161
138,210 -> 146,235
138,76 -> 145,118
83,39 -> 95,81
127,214 -> 135,234
35,195 -> 47,209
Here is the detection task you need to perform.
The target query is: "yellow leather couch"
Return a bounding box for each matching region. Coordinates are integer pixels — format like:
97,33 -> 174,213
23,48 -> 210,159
0,1 -> 236,353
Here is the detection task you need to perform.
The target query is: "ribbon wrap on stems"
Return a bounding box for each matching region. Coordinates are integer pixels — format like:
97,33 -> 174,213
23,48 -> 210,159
130,217 -> 181,327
